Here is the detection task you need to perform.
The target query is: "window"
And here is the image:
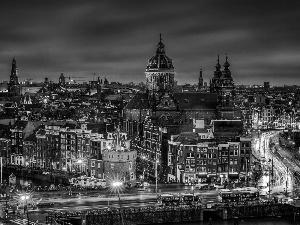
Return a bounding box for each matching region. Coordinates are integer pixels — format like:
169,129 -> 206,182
98,163 -> 101,169
91,161 -> 95,167
91,170 -> 95,176
234,150 -> 238,156
185,165 -> 190,172
111,163 -> 114,170
130,172 -> 134,180
129,162 -> 132,170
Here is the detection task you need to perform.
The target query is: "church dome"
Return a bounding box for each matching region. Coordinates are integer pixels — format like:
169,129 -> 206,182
146,34 -> 174,71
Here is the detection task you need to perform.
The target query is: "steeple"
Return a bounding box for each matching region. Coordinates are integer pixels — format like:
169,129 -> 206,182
198,69 -> 203,91
215,55 -> 221,71
223,54 -> 230,70
10,57 -> 19,85
156,33 -> 165,54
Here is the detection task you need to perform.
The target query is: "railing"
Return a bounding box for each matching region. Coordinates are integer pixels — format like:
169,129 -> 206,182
47,203 -> 297,225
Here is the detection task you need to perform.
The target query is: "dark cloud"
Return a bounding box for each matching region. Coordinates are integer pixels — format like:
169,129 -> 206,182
0,0 -> 299,85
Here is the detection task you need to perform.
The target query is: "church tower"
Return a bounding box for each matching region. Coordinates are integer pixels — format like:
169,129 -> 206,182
210,55 -> 222,93
198,69 -> 203,91
209,54 -> 236,118
97,77 -> 102,100
59,73 -> 66,86
218,54 -> 235,110
8,57 -> 20,95
145,34 -> 175,100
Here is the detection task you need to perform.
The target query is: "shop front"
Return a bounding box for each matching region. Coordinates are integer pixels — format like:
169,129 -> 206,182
196,174 -> 208,184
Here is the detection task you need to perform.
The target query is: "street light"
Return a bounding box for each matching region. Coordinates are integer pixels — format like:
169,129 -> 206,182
111,181 -> 124,225
19,193 -> 31,225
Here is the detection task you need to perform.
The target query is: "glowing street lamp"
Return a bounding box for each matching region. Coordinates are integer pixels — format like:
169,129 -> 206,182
111,180 -> 124,225
19,194 -> 31,225
20,195 -> 30,201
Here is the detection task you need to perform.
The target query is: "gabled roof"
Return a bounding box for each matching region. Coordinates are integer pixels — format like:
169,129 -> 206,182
24,132 -> 37,142
174,92 -> 218,110
125,93 -> 150,109
213,120 -> 243,134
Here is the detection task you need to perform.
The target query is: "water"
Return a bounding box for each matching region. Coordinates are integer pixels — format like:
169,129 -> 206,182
160,217 -> 299,225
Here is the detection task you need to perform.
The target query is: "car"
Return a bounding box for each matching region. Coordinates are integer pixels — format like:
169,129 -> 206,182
143,182 -> 150,187
36,201 -> 55,206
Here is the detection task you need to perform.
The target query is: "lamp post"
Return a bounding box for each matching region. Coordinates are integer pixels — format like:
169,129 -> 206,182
20,194 -> 30,225
112,181 -> 124,225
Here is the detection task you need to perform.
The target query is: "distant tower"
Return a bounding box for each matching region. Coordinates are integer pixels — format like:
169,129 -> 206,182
59,73 -> 65,86
97,77 -> 102,100
44,77 -> 49,87
145,33 -> 174,100
209,54 -> 235,113
104,77 -> 109,85
210,55 -> 222,93
8,57 -> 20,95
264,82 -> 270,92
218,54 -> 235,110
198,69 -> 203,91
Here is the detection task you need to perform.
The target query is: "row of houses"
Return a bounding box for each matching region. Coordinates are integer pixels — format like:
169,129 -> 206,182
0,120 -> 137,185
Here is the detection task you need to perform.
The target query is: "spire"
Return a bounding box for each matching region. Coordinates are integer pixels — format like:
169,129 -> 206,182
223,53 -> 230,70
10,57 -> 19,85
215,55 -> 221,71
156,33 -> 165,54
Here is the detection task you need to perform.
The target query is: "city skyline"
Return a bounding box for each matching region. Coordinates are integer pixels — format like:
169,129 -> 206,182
0,0 -> 299,85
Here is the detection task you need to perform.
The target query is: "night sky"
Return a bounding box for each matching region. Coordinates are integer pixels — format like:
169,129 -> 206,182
0,0 -> 299,86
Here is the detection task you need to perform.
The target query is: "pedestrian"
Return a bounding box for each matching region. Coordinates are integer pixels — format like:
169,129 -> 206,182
208,217 -> 213,225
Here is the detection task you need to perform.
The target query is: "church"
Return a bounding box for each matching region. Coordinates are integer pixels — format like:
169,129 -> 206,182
124,34 -> 237,136
7,57 -> 21,96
